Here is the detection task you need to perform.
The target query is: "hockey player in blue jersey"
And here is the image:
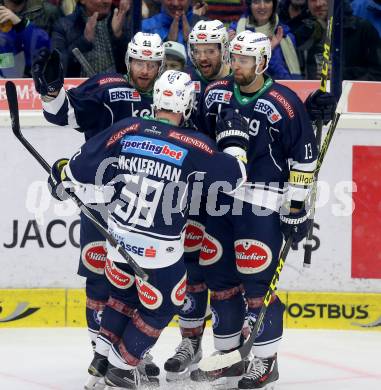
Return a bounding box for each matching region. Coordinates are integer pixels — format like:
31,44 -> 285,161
47,69 -> 249,389
186,19 -> 231,130
163,19 -> 233,382
31,32 -> 165,372
190,31 -> 319,389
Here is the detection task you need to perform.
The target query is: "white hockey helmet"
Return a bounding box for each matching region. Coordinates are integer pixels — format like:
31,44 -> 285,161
188,20 -> 229,66
153,70 -> 195,122
126,32 -> 165,74
230,31 -> 272,74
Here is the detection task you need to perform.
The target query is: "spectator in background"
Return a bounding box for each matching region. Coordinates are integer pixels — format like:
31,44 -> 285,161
0,0 -> 61,35
351,0 -> 381,38
305,0 -> 381,81
230,0 -> 302,79
278,0 -> 309,37
0,4 -> 50,77
164,40 -> 187,70
142,0 -> 208,44
143,0 -> 161,18
205,0 -> 245,23
52,0 -> 132,77
60,0 -> 76,15
278,0 -> 323,77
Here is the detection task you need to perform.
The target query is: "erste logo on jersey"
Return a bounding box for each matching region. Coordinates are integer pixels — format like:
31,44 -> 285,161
109,87 -> 141,102
254,99 -> 282,124
121,242 -> 157,258
121,135 -> 188,166
205,89 -> 233,109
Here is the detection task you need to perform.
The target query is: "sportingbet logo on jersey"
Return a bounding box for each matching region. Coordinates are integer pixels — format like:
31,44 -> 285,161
109,87 -> 141,102
205,89 -> 232,109
254,99 -> 282,124
121,135 -> 187,166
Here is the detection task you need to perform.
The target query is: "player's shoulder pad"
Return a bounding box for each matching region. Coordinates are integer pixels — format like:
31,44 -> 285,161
265,82 -> 304,120
204,75 -> 234,95
166,127 -> 217,156
104,117 -> 142,148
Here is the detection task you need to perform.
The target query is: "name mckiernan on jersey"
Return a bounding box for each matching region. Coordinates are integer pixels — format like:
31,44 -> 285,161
118,156 -> 182,182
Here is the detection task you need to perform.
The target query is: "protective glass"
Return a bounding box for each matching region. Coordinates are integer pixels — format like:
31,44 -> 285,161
230,55 -> 256,69
191,47 -> 220,59
130,60 -> 160,72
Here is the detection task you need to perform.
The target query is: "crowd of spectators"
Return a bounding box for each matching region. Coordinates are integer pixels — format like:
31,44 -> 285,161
1,0 -> 381,80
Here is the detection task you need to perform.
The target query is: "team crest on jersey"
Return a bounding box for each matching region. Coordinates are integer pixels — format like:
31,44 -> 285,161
81,241 -> 107,274
199,233 -> 223,265
109,88 -> 141,102
136,277 -> 163,310
184,220 -> 205,252
205,89 -> 232,109
254,99 -> 282,124
105,258 -> 135,289
234,239 -> 272,274
121,135 -> 188,166
171,273 -> 187,306
181,293 -> 196,314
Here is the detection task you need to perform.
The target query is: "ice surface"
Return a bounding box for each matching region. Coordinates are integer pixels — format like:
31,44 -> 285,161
0,327 -> 380,390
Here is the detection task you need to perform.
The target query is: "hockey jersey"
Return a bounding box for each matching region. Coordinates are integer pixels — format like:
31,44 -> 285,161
186,66 -> 210,132
65,116 -> 246,268
201,75 -> 318,211
42,72 -> 154,140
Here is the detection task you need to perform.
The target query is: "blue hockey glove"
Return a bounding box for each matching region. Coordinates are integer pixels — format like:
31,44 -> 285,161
305,89 -> 337,125
280,204 -> 312,245
48,158 -> 70,201
215,109 -> 250,152
32,49 -> 64,96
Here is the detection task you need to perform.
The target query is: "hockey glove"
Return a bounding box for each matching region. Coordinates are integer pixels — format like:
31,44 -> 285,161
32,49 -> 64,97
305,89 -> 337,125
215,110 -> 249,163
48,158 -> 70,201
280,203 -> 312,245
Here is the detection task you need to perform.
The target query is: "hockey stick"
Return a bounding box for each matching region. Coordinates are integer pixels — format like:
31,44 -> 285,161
5,80 -> 148,281
72,48 -> 96,77
303,0 -> 335,267
198,237 -> 293,372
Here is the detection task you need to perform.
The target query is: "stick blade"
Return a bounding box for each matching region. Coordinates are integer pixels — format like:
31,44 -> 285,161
5,81 -> 20,137
198,350 -> 242,372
